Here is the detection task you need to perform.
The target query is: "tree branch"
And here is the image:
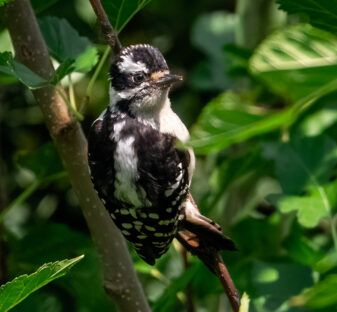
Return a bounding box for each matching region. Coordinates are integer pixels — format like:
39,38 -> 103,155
89,0 -> 122,54
214,253 -> 240,312
1,1 -> 150,311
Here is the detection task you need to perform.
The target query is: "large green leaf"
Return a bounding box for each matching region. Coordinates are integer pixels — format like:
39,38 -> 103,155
267,135 -> 337,227
0,255 -> 83,312
187,92 -> 292,154
0,52 -> 48,89
250,24 -> 337,101
102,0 -> 152,33
272,135 -> 337,194
39,16 -> 98,73
284,230 -> 324,267
0,51 -> 71,88
278,0 -> 337,34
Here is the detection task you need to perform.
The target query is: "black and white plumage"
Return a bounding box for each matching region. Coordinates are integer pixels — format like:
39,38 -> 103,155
88,44 -> 235,266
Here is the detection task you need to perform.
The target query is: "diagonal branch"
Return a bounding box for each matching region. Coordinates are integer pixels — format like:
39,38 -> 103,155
214,253 -> 240,312
1,1 -> 150,311
89,0 -> 122,54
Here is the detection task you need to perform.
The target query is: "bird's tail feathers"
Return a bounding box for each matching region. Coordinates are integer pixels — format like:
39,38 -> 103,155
176,194 -> 236,273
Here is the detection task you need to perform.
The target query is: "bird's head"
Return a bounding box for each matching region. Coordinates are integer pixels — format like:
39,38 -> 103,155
109,44 -> 182,117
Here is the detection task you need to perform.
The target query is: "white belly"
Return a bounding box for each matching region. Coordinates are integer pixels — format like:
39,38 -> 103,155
159,104 -> 195,183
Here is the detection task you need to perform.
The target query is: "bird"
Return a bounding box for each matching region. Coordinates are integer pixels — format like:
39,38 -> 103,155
88,44 -> 236,268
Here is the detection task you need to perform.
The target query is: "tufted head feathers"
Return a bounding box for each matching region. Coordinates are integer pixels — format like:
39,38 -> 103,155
109,44 -> 182,116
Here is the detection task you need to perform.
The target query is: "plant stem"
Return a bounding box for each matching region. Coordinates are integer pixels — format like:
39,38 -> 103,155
330,216 -> 337,252
55,86 -> 83,121
86,45 -> 111,99
68,74 -> 77,112
0,172 -> 67,223
0,180 -> 40,223
236,0 -> 286,49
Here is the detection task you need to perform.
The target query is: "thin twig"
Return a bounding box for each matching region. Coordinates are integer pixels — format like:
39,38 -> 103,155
214,253 -> 240,312
89,0 -> 122,54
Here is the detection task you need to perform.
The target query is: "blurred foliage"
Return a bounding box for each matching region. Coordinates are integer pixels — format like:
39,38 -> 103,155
2,0 -> 337,311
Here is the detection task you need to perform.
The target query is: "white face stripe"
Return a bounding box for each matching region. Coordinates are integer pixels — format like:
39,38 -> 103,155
118,54 -> 148,74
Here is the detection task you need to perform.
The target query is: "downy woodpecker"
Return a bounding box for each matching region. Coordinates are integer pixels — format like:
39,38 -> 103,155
88,44 -> 235,266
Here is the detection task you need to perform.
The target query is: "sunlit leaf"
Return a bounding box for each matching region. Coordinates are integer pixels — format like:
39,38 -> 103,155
102,0 -> 152,33
74,46 -> 99,73
271,194 -> 328,228
0,52 -> 48,89
250,24 -> 337,101
0,255 -> 83,312
278,0 -> 337,34
187,92 -> 292,154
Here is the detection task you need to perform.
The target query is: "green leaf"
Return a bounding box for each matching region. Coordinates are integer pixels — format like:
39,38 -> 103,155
272,194 -> 329,228
187,92 -> 292,154
0,52 -> 48,89
0,0 -> 14,6
39,16 -> 98,73
50,59 -> 75,85
278,0 -> 337,34
101,0 -> 152,33
314,251 -> 337,274
294,274 -> 337,309
31,0 -> 59,13
39,16 -> 91,62
267,136 -> 337,227
250,24 -> 337,101
284,230 -> 324,267
0,255 -> 83,312
9,223 -> 114,311
250,260 -> 313,306
271,135 -> 337,194
74,46 -> 99,73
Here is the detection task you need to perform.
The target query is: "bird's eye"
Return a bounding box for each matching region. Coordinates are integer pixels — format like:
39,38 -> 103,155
133,72 -> 145,84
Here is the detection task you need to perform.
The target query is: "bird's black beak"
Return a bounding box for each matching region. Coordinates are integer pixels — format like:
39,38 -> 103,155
156,74 -> 183,88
